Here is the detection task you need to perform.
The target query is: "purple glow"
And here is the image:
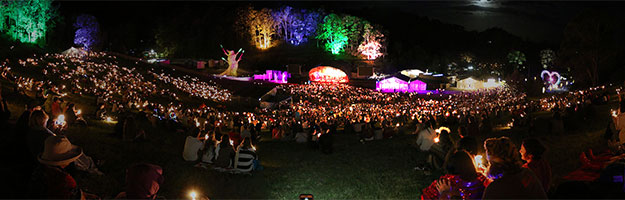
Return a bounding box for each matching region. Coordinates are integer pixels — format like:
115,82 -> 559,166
254,70 -> 290,83
376,77 -> 427,93
272,6 -> 321,46
375,77 -> 426,92
73,14 -> 99,50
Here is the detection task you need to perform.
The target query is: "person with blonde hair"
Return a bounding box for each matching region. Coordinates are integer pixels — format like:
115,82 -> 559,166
482,137 -> 547,199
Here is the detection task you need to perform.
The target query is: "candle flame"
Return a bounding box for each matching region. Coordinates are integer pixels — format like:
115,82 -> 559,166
433,137 -> 440,143
189,191 -> 197,200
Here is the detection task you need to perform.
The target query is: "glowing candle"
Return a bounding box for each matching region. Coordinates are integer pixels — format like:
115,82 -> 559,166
55,115 -> 66,126
76,109 -> 82,115
189,191 -> 197,200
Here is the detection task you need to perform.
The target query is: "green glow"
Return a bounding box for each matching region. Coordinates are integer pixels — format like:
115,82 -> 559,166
1,0 -> 56,45
316,14 -> 349,55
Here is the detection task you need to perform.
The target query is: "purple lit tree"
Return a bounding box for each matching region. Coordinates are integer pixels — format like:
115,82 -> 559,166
272,6 -> 321,46
73,14 -> 99,50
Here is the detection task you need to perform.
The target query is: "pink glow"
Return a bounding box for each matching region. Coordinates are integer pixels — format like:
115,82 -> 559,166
254,70 -> 290,83
376,77 -> 427,93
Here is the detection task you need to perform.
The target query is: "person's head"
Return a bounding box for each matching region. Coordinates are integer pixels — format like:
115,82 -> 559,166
125,163 -> 164,199
221,134 -> 231,147
38,135 -> 83,168
67,103 -> 75,111
484,137 -> 522,178
520,138 -> 546,162
240,137 -> 252,149
445,150 -> 479,181
29,110 -> 49,129
457,136 -> 478,155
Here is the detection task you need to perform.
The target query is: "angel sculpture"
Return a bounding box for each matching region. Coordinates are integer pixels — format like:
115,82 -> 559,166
218,44 -> 244,76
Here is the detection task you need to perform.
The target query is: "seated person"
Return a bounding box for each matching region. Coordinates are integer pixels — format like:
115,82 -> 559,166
214,134 -> 235,169
421,150 -> 489,200
115,163 -> 164,199
29,136 -> 98,199
520,138 -> 552,193
234,137 -> 257,173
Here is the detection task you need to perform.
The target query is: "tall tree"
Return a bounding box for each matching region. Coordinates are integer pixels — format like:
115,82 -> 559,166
0,0 -> 57,45
236,6 -> 277,50
357,23 -> 385,60
73,14 -> 99,50
558,10 -> 618,86
539,49 -> 555,69
272,6 -> 322,46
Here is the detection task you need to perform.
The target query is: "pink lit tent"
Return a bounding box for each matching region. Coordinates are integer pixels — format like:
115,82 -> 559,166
376,77 -> 409,92
376,75 -> 427,93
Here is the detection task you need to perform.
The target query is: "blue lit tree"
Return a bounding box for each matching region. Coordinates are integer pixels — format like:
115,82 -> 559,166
73,14 -> 100,50
272,6 -> 321,46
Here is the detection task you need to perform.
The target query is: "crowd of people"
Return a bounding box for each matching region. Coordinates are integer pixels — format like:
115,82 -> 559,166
1,51 -> 624,199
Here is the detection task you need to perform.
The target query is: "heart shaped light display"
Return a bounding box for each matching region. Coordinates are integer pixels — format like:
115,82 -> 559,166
541,70 -> 562,89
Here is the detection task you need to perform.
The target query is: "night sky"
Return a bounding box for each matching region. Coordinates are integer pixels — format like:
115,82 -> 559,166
55,1 -> 625,44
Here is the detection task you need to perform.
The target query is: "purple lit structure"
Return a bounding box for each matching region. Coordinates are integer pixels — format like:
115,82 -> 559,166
376,75 -> 426,93
254,70 -> 290,84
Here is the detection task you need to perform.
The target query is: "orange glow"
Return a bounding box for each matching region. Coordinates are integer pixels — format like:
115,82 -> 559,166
309,66 -> 348,83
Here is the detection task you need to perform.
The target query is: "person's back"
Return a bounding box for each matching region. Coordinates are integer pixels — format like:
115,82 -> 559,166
235,146 -> 257,172
416,127 -> 434,151
182,136 -> 203,161
29,164 -> 81,199
483,168 -> 547,199
215,135 -> 235,168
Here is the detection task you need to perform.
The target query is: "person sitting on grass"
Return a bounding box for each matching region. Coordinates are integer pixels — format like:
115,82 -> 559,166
520,138 -> 552,193
234,137 -> 258,173
27,110 -> 56,162
115,163 -> 164,199
64,103 -> 87,126
29,135 -> 99,199
482,136 -> 547,199
421,150 -> 489,200
214,134 -> 235,170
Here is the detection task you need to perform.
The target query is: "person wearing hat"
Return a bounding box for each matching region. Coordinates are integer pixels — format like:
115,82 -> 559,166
29,135 -> 98,199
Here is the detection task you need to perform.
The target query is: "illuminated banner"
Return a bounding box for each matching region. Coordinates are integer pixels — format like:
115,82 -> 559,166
253,70 -> 290,84
309,66 -> 348,83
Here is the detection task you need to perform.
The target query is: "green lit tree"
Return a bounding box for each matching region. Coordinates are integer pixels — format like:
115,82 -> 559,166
539,49 -> 555,69
316,13 -> 373,55
507,50 -> 526,71
315,13 -> 349,54
0,0 -> 58,45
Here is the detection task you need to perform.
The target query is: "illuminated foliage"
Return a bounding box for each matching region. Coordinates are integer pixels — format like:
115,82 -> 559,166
0,0 -> 57,45
316,13 -> 384,57
272,6 -> 321,46
539,49 -> 555,69
237,6 -> 277,49
73,14 -> 99,50
316,13 -> 370,55
507,50 -> 526,70
357,23 -> 384,60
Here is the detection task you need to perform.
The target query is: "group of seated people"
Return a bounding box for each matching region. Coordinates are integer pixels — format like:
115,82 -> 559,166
420,136 -> 551,199
183,129 -> 259,174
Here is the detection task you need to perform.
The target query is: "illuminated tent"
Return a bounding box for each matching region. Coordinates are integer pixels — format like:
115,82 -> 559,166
309,66 -> 348,83
61,47 -> 87,58
400,69 -> 425,79
456,77 -> 503,90
376,74 -> 427,93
